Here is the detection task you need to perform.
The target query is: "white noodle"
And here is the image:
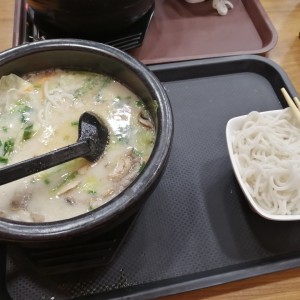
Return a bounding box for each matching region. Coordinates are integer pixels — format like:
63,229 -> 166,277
232,108 -> 300,215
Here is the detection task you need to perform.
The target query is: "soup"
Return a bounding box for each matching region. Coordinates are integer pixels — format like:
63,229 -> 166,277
0,70 -> 156,222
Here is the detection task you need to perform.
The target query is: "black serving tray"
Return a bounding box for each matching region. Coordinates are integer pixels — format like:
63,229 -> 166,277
3,55 -> 300,300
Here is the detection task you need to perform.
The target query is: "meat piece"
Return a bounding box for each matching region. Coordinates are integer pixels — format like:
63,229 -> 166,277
109,148 -> 142,193
57,180 -> 81,196
10,189 -> 32,211
110,156 -> 132,182
138,110 -> 154,129
109,148 -> 141,182
0,211 -> 7,218
30,212 -> 45,222
65,196 -> 76,205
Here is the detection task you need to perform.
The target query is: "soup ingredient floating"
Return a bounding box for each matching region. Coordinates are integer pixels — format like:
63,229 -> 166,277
0,70 -> 156,222
0,111 -> 109,185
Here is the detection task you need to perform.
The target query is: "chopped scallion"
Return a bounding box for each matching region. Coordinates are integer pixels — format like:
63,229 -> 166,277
0,157 -> 8,164
19,105 -> 32,123
136,99 -> 143,107
53,171 -> 78,192
23,123 -> 34,140
3,139 -> 14,156
139,161 -> 146,173
71,121 -> 79,126
88,190 -> 97,195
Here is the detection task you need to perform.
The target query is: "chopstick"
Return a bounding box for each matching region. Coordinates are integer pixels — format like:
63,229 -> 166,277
280,87 -> 300,123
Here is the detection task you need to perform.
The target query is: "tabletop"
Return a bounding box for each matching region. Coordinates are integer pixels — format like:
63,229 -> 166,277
1,1 -> 300,299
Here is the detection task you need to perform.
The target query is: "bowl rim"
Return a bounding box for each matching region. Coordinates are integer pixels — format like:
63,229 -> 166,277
0,39 -> 174,241
226,109 -> 300,221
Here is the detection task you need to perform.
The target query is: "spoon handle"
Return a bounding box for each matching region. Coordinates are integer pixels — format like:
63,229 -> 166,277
0,141 -> 90,186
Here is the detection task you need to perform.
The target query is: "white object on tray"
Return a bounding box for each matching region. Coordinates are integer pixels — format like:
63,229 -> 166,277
184,0 -> 234,16
226,110 -> 300,221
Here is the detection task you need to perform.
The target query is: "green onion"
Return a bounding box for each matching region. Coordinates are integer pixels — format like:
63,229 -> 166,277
0,157 -> 8,164
3,139 -> 14,156
96,77 -> 112,101
139,161 -> 146,173
23,123 -> 34,140
53,171 -> 78,192
33,84 -> 42,89
116,135 -> 129,144
133,149 -> 143,157
74,76 -> 98,98
136,99 -> 143,107
19,105 -> 32,123
88,205 -> 95,211
44,178 -> 51,185
88,190 -> 97,195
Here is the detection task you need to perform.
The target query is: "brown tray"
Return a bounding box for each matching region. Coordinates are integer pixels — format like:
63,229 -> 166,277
129,0 -> 277,64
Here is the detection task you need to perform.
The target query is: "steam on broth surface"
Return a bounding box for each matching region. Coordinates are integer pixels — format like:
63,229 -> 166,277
0,70 -> 156,222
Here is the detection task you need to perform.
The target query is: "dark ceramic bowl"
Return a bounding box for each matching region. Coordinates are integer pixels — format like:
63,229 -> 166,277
27,0 -> 154,39
0,39 -> 173,244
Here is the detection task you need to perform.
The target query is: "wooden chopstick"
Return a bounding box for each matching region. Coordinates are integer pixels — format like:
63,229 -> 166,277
280,87 -> 300,123
293,94 -> 300,109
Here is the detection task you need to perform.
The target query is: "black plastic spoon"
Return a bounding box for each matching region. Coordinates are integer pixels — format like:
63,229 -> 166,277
0,112 -> 109,185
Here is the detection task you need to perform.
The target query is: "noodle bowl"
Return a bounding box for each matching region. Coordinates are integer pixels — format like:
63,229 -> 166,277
226,108 -> 300,221
0,70 -> 156,222
0,39 -> 173,243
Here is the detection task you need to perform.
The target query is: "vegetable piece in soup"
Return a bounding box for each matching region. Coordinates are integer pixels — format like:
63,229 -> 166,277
0,70 -> 156,222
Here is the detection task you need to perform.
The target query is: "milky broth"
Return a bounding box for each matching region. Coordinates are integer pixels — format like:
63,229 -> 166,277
0,70 -> 156,222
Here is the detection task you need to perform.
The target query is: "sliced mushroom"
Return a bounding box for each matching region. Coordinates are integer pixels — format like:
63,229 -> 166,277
110,155 -> 133,182
10,189 -> 32,211
56,180 -> 81,196
138,110 -> 154,129
102,188 -> 114,198
0,211 -> 7,218
109,148 -> 142,192
65,196 -> 76,206
30,212 -> 45,222
88,197 -> 104,210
